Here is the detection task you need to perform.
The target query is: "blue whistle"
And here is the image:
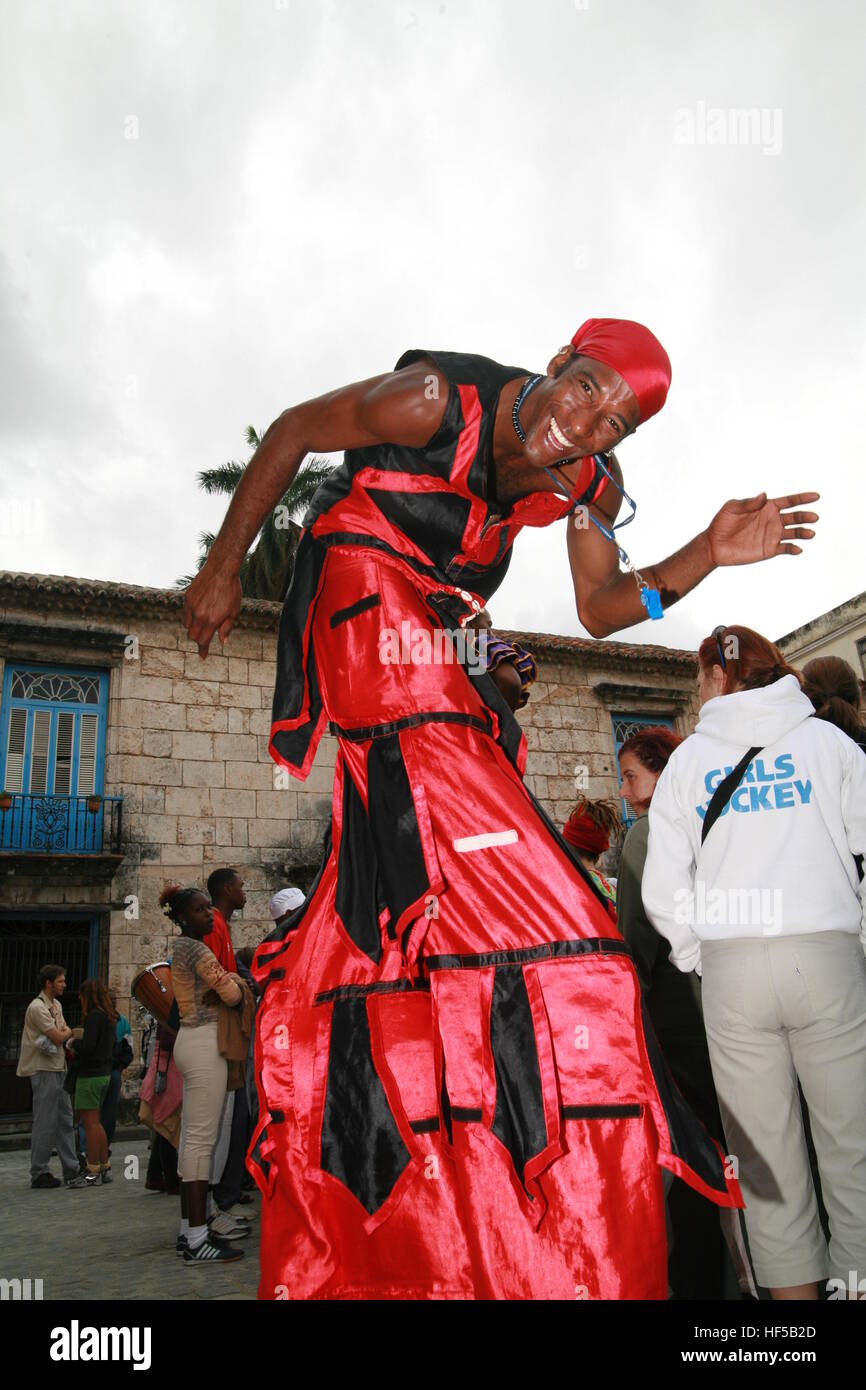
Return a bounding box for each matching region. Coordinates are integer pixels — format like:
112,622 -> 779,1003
641,587 -> 664,620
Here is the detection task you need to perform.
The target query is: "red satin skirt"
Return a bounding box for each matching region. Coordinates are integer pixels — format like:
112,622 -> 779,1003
251,546 -> 741,1300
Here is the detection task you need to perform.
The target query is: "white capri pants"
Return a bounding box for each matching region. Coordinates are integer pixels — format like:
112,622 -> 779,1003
701,931 -> 866,1289
173,1022 -> 228,1183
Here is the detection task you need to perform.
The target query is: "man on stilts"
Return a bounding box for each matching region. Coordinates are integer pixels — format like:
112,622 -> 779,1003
184,319 -> 818,1298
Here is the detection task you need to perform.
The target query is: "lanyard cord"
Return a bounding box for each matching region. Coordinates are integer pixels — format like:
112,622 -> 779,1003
543,454 -> 641,575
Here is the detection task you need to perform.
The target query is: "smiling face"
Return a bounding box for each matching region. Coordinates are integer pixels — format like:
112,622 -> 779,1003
521,349 -> 641,468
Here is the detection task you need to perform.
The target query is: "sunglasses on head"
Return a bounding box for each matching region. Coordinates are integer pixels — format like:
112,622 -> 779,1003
711,625 -> 728,671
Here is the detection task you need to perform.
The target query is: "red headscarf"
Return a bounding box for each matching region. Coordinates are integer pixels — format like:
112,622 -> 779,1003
563,810 -> 610,857
571,317 -> 672,424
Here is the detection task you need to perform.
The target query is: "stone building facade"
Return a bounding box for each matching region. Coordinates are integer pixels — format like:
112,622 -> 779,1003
0,570 -> 699,1116
777,589 -> 866,682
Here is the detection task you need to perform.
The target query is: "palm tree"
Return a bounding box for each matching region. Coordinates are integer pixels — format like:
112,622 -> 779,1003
177,427 -> 334,600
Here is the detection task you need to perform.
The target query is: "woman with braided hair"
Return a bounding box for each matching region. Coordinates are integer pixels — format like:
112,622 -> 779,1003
562,796 -> 623,920
161,884 -> 246,1266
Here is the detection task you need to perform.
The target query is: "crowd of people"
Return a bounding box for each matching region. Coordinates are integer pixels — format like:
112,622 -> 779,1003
17,867 -> 306,1268
18,970 -> 133,1188
569,638 -> 866,1300
16,635 -> 865,1297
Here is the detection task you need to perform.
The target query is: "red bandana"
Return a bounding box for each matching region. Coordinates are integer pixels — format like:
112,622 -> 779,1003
563,810 -> 610,856
571,317 -> 672,424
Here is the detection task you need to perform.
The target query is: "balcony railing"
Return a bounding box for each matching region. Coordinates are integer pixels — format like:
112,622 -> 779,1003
0,794 -> 123,855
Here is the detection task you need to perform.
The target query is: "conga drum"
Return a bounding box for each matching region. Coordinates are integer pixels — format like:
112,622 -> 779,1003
131,962 -> 176,1032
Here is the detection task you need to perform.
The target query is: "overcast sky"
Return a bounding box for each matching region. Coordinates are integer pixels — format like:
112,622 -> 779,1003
1,0 -> 863,651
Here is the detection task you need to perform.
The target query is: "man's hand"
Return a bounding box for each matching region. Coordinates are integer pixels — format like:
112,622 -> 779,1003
183,561 -> 243,659
706,492 -> 819,567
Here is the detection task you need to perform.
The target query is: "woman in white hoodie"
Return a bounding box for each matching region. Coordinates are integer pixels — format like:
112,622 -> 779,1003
643,624 -> 866,1301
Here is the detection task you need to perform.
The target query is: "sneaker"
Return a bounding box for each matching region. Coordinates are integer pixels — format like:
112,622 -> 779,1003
67,1173 -> 97,1189
207,1212 -> 251,1241
176,1232 -> 233,1256
100,1169 -> 112,1184
183,1236 -> 244,1264
31,1173 -> 61,1189
216,1203 -> 254,1223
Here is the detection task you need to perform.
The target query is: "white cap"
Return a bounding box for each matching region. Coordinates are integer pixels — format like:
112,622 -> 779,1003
269,887 -> 306,920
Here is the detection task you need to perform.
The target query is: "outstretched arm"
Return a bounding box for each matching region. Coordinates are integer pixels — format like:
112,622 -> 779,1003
182,362 -> 448,656
569,477 -> 819,639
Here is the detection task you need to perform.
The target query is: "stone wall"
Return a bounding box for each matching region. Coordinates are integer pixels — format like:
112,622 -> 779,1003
105,617 -> 335,1013
0,574 -> 701,1080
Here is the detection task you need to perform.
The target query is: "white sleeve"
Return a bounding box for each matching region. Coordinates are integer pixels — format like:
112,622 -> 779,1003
641,760 -> 703,974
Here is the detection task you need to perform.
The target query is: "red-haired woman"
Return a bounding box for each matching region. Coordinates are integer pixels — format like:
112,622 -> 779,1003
66,978 -> 117,1188
643,625 -> 866,1300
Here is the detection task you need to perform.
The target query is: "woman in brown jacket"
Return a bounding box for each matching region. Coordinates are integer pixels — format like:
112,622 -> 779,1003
161,885 -> 246,1265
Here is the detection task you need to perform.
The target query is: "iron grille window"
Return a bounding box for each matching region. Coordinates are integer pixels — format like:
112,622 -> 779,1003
0,662 -> 110,853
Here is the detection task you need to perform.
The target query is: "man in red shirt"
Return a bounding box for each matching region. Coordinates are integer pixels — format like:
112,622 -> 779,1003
204,868 -> 243,972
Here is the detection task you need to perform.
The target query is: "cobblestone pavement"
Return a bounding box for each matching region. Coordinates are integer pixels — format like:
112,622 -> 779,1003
0,1140 -> 260,1301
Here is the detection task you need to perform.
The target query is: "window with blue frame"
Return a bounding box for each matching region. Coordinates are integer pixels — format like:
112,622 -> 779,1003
611,712 -> 675,828
0,663 -> 109,852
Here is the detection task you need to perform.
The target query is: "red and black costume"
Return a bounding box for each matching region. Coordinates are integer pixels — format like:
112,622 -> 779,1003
250,349 -> 742,1300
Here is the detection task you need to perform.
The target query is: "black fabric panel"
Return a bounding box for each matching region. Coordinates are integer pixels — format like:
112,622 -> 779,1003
334,769 -> 383,964
320,997 -> 411,1216
440,1059 -> 453,1146
409,1118 -> 440,1134
301,459 -> 359,529
424,938 -> 632,972
489,965 -> 548,1189
366,733 -> 431,930
270,635 -> 324,771
315,979 -> 430,1006
366,487 -> 473,571
329,592 -> 381,628
330,710 -> 493,744
392,349 -> 529,503
562,1104 -> 643,1119
640,1001 -> 730,1195
271,530 -> 326,725
447,546 -> 515,604
318,531 -> 445,581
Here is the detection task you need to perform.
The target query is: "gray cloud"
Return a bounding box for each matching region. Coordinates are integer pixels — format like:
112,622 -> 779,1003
1,0 -> 863,650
